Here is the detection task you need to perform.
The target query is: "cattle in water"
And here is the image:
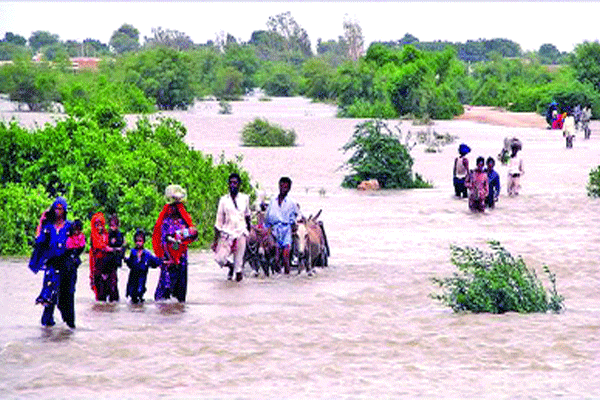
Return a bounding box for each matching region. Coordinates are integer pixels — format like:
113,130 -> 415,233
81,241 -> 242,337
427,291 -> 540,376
295,210 -> 329,276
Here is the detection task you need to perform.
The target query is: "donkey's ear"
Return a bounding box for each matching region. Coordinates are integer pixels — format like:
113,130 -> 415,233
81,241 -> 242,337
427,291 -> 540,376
313,209 -> 322,220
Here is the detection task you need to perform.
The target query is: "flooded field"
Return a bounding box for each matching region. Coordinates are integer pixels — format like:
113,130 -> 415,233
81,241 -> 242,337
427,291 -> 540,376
2,96 -> 600,398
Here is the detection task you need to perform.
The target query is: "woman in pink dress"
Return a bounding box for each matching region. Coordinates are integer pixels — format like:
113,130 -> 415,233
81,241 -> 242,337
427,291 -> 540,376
466,156 -> 489,213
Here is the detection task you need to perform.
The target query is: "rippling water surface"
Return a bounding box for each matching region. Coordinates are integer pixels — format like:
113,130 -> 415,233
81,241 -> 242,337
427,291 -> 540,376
2,97 -> 600,398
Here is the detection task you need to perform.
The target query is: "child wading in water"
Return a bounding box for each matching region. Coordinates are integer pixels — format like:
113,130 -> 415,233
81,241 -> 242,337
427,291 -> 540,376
485,157 -> 500,209
125,230 -> 161,304
453,144 -> 471,198
95,214 -> 126,302
466,156 -> 489,212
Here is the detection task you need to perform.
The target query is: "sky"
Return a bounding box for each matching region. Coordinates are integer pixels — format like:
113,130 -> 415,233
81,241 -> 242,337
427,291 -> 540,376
1,1 -> 599,53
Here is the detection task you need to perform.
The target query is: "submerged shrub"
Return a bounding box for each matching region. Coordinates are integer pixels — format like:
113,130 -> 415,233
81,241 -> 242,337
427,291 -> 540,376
340,119 -> 432,189
587,165 -> 600,197
431,241 -> 564,313
240,118 -> 296,147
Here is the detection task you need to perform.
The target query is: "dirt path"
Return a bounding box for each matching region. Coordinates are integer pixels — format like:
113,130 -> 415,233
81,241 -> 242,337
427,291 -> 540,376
454,106 -> 547,128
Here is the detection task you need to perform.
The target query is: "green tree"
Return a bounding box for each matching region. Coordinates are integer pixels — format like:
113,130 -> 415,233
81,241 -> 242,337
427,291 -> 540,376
43,42 -> 69,62
223,43 -> 260,92
109,24 -> 140,54
399,33 -> 419,45
249,30 -> 286,61
4,59 -> 60,111
120,47 -> 195,109
257,61 -> 300,97
0,42 -> 30,61
538,43 -> 562,65
28,31 -> 60,53
83,38 -> 111,57
3,32 -> 27,46
570,41 -> 600,91
214,66 -> 244,100
300,57 -> 335,100
188,46 -> 222,97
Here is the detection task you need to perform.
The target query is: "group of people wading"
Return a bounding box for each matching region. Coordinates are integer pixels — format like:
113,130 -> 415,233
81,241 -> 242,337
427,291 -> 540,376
28,174 -> 308,329
453,139 -> 523,213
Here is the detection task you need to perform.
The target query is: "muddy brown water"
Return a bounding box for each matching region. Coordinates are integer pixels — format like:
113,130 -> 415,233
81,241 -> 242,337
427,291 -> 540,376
2,96 -> 600,398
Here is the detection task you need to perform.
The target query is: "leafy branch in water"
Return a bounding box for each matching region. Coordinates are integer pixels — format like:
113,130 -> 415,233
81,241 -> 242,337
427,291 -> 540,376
431,241 -> 564,313
340,119 -> 432,189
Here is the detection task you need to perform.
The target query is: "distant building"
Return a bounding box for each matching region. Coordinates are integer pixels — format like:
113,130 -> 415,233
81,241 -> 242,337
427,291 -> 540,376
27,53 -> 102,71
70,57 -> 100,71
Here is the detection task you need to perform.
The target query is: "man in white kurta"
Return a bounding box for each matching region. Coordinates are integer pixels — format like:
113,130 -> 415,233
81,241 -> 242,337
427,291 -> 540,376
213,173 -> 251,281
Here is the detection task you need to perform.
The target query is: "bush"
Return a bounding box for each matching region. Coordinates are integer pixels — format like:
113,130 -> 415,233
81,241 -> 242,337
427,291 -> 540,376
0,109 -> 253,255
338,98 -> 397,119
218,99 -> 232,114
587,165 -> 600,197
257,62 -> 300,97
431,241 -> 564,313
340,119 -> 432,189
240,118 -> 296,147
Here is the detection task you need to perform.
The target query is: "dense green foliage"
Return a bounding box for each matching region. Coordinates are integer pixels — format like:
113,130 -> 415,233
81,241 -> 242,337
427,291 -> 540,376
0,58 -> 61,111
0,109 -> 252,255
431,242 -> 564,313
117,47 -> 195,110
240,118 -> 296,147
334,45 -> 465,120
2,19 -> 600,121
587,166 -> 600,197
341,120 -> 431,189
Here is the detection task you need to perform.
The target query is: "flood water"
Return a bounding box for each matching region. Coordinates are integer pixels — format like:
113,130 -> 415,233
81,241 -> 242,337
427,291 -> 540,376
2,96 -> 600,398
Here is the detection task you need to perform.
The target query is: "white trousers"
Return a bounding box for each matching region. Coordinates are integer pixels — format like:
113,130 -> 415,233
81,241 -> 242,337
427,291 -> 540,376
214,234 -> 247,273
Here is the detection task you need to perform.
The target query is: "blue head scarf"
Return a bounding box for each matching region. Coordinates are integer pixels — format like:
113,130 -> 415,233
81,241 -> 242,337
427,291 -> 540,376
458,143 -> 471,156
52,197 -> 68,213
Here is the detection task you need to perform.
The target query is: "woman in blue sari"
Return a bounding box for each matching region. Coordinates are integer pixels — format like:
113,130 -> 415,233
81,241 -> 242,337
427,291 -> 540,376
29,197 -> 77,328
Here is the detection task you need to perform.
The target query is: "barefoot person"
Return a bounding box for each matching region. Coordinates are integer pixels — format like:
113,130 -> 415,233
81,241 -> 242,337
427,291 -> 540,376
213,173 -> 251,282
265,177 -> 299,274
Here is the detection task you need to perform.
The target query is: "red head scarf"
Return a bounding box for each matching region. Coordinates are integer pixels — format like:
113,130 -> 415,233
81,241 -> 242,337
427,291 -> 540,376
89,212 -> 109,293
152,202 -> 194,260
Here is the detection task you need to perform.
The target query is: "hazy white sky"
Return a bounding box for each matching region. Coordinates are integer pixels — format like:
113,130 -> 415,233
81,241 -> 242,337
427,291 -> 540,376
1,2 -> 598,53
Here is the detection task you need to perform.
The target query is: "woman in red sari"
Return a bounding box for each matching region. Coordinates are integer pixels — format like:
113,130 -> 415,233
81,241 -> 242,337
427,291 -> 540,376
89,212 -> 116,301
152,185 -> 197,303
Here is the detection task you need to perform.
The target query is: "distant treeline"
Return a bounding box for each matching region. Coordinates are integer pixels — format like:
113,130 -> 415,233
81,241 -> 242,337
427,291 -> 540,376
375,35 -> 568,64
1,13 -> 598,120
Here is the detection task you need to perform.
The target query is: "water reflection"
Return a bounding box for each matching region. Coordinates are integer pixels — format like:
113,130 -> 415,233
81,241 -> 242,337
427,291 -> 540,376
40,326 -> 74,343
91,302 -> 119,313
156,302 -> 186,315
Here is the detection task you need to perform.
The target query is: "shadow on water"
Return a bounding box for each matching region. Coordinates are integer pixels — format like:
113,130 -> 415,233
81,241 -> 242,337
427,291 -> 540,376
91,302 -> 119,313
40,326 -> 74,342
127,302 -> 147,313
156,302 -> 185,315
